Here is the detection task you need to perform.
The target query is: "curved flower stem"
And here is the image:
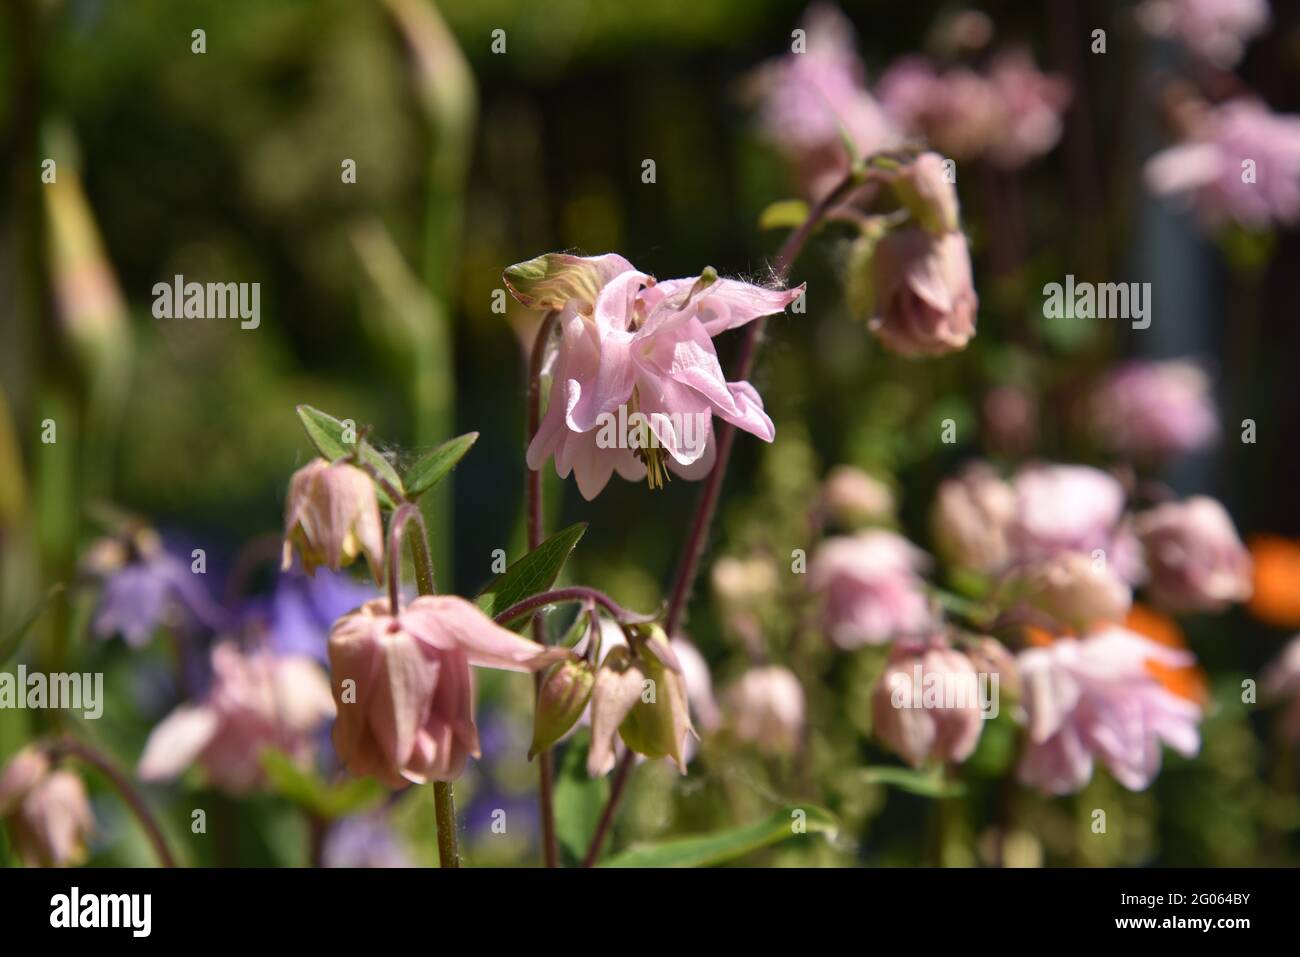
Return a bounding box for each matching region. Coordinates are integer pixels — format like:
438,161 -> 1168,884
526,309 -> 562,867
582,169 -> 864,867
493,587 -> 658,630
46,736 -> 177,868
385,502 -> 459,867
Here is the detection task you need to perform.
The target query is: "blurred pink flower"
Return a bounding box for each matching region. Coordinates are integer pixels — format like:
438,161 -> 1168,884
138,642 -> 335,794
872,637 -> 985,767
1136,0 -> 1270,67
811,530 -> 933,648
753,3 -> 901,198
1006,551 -> 1133,631
327,596 -> 562,788
983,50 -> 1072,169
1008,464 -> 1141,581
931,462 -> 1017,573
510,254 -> 803,499
866,228 -> 978,357
282,458 -> 384,584
724,665 -> 806,756
1016,627 -> 1201,794
1137,496 -> 1252,612
1145,98 -> 1300,229
1091,359 -> 1219,461
0,747 -> 95,868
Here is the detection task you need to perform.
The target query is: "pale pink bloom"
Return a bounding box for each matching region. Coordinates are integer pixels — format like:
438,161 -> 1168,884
811,530 -> 933,648
891,151 -> 961,234
1016,627 -> 1202,794
1136,497 -> 1252,612
753,3 -> 901,198
0,747 -> 95,868
724,666 -> 806,756
513,254 -> 803,499
983,50 -> 1072,170
1146,98 -> 1300,229
1137,0 -> 1270,67
872,638 -> 984,767
1008,464 -> 1140,580
1006,551 -> 1133,630
877,58 -> 1001,161
672,637 -> 721,733
1262,635 -> 1300,743
282,458 -> 384,583
327,596 -> 562,788
138,642 -> 335,793
823,465 -> 895,525
867,228 -> 977,357
930,463 -> 1017,573
1091,359 -> 1219,460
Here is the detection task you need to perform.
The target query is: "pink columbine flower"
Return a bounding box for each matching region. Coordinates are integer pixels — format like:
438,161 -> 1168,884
1145,98 -> 1300,229
872,637 -> 985,767
1016,626 -> 1202,794
1008,464 -> 1140,579
865,228 -> 978,357
931,463 -> 1017,574
1090,359 -> 1219,461
723,665 -> 806,756
982,50 -> 1072,170
328,596 -> 563,788
138,642 -> 335,793
751,3 -> 901,199
506,253 -> 803,500
1136,496 -> 1252,613
0,746 -> 95,868
877,58 -> 1001,162
811,530 -> 933,649
282,458 -> 385,583
1136,0 -> 1270,67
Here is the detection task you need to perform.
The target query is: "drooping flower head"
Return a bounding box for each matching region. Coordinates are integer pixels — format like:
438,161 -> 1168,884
872,636 -> 986,768
811,530 -> 934,649
724,665 -> 806,757
1090,359 -> 1219,461
506,253 -> 803,499
931,462 -> 1017,574
328,596 -> 564,787
858,228 -> 978,357
1136,496 -> 1252,613
1016,626 -> 1202,794
282,458 -> 384,583
0,746 -> 95,868
138,642 -> 335,793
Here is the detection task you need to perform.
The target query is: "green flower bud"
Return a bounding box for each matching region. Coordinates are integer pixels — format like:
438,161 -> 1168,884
529,657 -> 595,760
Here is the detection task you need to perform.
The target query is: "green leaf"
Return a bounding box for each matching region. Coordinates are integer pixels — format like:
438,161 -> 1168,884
295,405 -> 404,505
0,584 -> 64,666
476,522 -> 587,629
758,199 -> 810,232
402,432 -> 478,499
552,731 -> 608,863
260,749 -> 386,819
859,765 -> 966,799
600,805 -> 838,868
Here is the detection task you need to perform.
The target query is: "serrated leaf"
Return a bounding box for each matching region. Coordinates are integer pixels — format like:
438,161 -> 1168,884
600,804 -> 838,868
261,749 -> 386,819
476,523 -> 586,629
0,584 -> 64,666
758,199 -> 810,231
860,765 -> 965,798
295,405 -> 404,506
402,432 -> 478,499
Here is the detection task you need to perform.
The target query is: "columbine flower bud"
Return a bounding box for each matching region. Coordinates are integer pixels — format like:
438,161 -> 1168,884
1136,496 -> 1252,612
871,638 -> 984,768
862,228 -> 978,357
931,463 -> 1016,573
530,657 -> 595,759
822,465 -> 895,526
1008,551 -> 1132,631
0,746 -> 95,868
282,458 -> 385,583
891,151 -> 960,234
723,666 -> 806,756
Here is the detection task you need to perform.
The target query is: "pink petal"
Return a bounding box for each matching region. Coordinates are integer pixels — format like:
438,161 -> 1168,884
138,704 -> 220,781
